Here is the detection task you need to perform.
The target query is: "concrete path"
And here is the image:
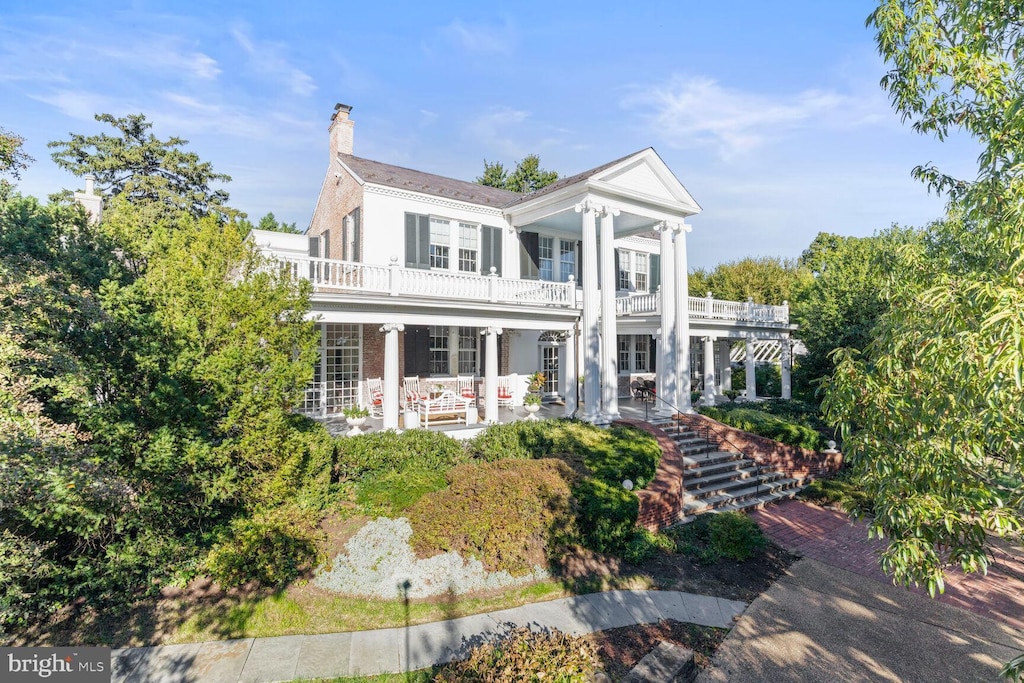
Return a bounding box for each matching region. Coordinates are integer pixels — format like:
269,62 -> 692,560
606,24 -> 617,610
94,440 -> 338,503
111,589 -> 747,683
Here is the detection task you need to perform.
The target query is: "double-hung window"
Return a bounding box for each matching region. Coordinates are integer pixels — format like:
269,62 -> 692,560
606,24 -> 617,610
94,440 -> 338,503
429,326 -> 449,375
634,252 -> 648,292
559,239 -> 576,282
617,335 -> 651,373
458,223 -> 478,273
429,218 -> 450,269
538,237 -> 554,281
618,250 -> 632,290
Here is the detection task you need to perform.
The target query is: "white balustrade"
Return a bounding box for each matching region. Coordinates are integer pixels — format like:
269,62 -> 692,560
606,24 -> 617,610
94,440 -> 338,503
266,249 -> 789,323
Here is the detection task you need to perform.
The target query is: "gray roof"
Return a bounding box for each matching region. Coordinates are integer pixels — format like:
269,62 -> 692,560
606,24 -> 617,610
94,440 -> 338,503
339,154 -> 522,208
500,149 -> 651,208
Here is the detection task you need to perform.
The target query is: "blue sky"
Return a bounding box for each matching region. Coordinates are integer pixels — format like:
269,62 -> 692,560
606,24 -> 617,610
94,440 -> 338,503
2,0 -> 979,269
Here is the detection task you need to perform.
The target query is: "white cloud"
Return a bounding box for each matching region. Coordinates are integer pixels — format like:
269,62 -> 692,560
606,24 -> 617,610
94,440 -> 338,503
230,24 -> 316,96
466,106 -> 533,157
622,76 -> 886,160
439,18 -> 516,55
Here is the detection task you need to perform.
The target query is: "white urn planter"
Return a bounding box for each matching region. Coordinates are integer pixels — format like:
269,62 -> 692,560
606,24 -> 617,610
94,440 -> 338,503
524,403 -> 541,420
346,416 -> 367,436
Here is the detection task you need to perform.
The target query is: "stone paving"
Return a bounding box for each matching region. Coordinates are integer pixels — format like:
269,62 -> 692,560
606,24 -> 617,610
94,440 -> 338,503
751,500 -> 1024,631
111,589 -> 747,683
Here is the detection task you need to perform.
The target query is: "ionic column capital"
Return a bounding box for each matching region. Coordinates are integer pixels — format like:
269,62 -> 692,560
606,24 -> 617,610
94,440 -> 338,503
480,326 -> 503,336
379,323 -> 405,333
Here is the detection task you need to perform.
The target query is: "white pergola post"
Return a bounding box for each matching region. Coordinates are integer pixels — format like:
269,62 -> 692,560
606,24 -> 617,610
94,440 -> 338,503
380,323 -> 403,430
657,222 -> 676,416
781,339 -> 792,399
745,334 -> 757,401
599,206 -> 620,421
482,327 -> 502,423
718,339 -> 732,395
675,225 -> 693,413
576,200 -> 601,422
563,325 -> 578,417
702,337 -> 717,406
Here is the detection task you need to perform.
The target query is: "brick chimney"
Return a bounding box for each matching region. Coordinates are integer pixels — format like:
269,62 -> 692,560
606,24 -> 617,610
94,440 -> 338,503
329,103 -> 354,157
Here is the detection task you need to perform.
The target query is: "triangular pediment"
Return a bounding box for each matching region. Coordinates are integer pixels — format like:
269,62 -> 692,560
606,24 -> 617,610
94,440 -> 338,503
591,148 -> 700,212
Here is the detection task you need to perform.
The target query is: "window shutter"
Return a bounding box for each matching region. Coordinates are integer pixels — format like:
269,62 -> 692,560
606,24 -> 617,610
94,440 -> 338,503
308,235 -> 320,258
650,254 -> 661,292
352,207 -> 361,262
649,336 -> 657,372
576,241 -> 582,287
322,229 -> 331,260
403,326 -> 431,376
614,249 -> 621,290
519,231 -> 540,280
481,225 -> 502,275
418,215 -> 430,268
405,213 -> 431,269
405,214 -> 417,267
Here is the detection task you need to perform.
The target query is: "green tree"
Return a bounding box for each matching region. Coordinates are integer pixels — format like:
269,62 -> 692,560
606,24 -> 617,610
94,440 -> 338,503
790,228 -> 918,399
0,128 -> 34,199
823,12 -> 1024,682
49,113 -> 232,218
257,211 -> 301,234
687,256 -> 805,305
477,154 -> 559,193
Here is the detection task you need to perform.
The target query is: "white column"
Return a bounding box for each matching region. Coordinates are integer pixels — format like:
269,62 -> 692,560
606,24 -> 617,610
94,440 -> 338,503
447,325 -> 459,376
482,327 -> 502,423
781,339 -> 792,399
675,225 -> 693,412
702,337 -> 717,406
575,200 -> 601,422
745,334 -> 757,401
380,323 -> 404,430
657,222 -> 676,416
718,339 -> 732,395
599,207 -> 620,421
319,323 -> 327,417
563,326 -> 578,417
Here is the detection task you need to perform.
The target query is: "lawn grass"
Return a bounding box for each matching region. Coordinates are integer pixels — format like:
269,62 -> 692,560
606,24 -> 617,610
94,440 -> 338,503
168,579 -> 572,644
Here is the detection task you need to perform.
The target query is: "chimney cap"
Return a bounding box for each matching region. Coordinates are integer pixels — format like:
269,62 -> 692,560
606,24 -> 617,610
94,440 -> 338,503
332,103 -> 353,120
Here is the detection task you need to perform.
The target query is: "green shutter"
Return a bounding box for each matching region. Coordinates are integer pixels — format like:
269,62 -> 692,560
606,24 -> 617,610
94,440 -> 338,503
650,254 -> 660,292
519,232 -> 540,280
481,225 -> 502,275
405,213 -> 431,269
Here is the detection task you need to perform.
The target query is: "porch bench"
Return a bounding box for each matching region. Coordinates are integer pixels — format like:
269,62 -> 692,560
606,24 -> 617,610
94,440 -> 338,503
418,391 -> 470,427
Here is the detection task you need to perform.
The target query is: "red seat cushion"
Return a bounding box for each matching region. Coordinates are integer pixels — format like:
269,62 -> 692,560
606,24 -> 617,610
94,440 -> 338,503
461,390 -> 476,398
498,391 -> 512,399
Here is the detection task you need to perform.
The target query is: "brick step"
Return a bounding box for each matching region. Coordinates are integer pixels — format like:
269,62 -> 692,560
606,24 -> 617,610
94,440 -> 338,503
676,486 -> 804,525
684,466 -> 784,492
681,478 -> 803,515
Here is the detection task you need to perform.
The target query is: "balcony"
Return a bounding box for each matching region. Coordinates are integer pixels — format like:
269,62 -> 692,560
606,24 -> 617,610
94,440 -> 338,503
616,291 -> 790,325
261,251 -> 789,325
270,254 -> 576,308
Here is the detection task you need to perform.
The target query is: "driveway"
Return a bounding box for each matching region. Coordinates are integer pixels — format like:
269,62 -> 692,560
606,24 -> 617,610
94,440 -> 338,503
698,501 -> 1024,682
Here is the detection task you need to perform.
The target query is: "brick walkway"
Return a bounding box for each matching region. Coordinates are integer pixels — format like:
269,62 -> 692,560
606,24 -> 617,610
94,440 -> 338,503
751,500 -> 1024,631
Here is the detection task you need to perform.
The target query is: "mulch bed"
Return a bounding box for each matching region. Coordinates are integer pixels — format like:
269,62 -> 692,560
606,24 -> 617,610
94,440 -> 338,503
588,619 -> 728,680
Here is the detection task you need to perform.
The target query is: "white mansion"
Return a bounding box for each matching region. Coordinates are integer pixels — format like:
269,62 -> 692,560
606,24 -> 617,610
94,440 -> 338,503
252,104 -> 796,430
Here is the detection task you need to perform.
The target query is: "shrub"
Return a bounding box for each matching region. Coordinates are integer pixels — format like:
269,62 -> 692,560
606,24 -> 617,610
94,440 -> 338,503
799,468 -> 873,515
355,466 -> 449,516
701,406 -> 824,450
204,504 -> 324,587
465,420 -> 552,461
707,512 -> 767,561
434,626 -> 598,682
573,477 -> 639,555
621,528 -> 676,565
408,459 -> 577,575
334,429 -> 466,481
667,512 -> 767,563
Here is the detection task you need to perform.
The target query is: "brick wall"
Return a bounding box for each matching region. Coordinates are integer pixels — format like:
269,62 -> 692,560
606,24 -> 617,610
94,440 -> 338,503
613,419 -> 687,532
308,169 -> 363,259
683,413 -> 844,480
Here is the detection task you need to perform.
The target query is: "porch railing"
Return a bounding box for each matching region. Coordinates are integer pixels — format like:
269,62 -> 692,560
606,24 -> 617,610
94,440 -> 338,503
271,254 -> 576,308
615,291 -> 789,324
